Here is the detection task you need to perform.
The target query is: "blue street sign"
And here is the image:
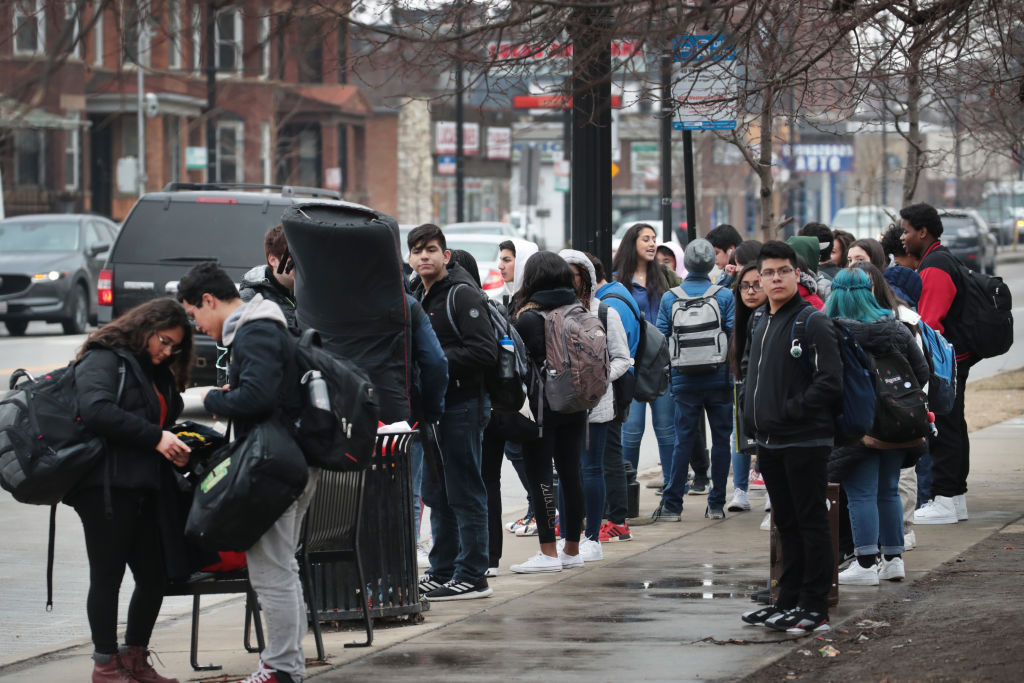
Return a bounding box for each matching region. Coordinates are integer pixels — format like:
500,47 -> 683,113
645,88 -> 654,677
673,34 -> 737,63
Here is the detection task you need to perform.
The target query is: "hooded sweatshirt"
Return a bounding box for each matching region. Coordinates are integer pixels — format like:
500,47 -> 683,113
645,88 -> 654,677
658,241 -> 687,278
509,239 -> 540,297
560,249 -> 632,423
239,264 -> 299,336
788,235 -> 833,301
203,294 -> 302,439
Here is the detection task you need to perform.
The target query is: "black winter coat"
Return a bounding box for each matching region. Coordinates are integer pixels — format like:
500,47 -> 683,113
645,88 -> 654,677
740,294 -> 843,447
239,265 -> 300,337
513,286 -> 582,419
411,263 -> 498,401
71,342 -> 183,496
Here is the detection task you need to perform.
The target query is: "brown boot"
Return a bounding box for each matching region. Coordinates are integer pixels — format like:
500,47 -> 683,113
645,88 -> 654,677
91,653 -> 135,683
119,646 -> 178,683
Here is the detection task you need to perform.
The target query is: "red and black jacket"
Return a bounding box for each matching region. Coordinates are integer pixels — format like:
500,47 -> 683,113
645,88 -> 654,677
917,241 -> 970,363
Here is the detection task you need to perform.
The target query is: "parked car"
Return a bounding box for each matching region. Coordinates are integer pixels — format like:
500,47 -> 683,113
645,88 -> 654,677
995,208 -> 1024,246
98,183 -> 357,386
831,205 -> 898,240
442,221 -> 521,239
939,209 -> 998,274
0,213 -> 119,336
442,234 -> 538,300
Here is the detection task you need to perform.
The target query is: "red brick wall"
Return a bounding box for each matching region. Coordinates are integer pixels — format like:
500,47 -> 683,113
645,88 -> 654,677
364,114 -> 399,218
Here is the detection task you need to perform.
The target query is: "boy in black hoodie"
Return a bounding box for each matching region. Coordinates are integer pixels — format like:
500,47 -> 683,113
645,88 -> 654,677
408,224 -> 498,601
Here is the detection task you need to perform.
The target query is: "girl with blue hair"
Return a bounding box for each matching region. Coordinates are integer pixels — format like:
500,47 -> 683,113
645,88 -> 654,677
825,268 -> 930,587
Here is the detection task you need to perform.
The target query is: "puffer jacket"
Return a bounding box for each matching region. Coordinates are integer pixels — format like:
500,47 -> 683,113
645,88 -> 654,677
239,265 -> 300,337
560,249 -> 631,423
72,342 -> 183,495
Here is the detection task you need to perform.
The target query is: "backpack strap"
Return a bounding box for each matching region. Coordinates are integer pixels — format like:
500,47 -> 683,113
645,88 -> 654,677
789,306 -> 820,366
598,302 -> 609,332
600,292 -> 642,323
445,283 -> 467,345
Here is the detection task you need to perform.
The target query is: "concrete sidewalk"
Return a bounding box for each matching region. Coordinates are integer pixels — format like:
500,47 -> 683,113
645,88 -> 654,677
2,415 -> 1022,682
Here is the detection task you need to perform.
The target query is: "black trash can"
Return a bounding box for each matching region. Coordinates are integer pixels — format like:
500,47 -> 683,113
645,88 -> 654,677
305,430 -> 427,622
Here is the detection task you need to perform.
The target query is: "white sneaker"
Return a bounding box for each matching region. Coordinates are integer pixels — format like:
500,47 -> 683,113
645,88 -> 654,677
485,566 -> 499,577
510,551 -> 562,574
914,496 -> 958,525
727,489 -> 751,512
416,541 -> 430,569
838,560 -> 879,586
760,513 -> 771,531
579,537 -> 604,562
952,494 -> 968,521
764,492 -> 771,512
904,529 -> 917,551
559,549 -> 584,569
878,556 -> 905,581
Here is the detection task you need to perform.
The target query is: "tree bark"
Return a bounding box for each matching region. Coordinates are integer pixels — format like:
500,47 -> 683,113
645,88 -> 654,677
759,86 -> 776,241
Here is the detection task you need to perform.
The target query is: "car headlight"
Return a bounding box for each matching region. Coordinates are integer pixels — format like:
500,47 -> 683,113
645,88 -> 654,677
32,270 -> 68,281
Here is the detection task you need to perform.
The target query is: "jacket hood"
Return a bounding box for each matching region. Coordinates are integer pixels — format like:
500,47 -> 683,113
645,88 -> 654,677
510,240 -> 540,295
883,265 -> 922,307
222,293 -> 287,346
659,241 -> 687,276
787,236 -> 821,274
241,265 -> 271,288
526,287 -> 577,311
799,269 -> 819,295
558,248 -> 597,294
837,316 -> 905,354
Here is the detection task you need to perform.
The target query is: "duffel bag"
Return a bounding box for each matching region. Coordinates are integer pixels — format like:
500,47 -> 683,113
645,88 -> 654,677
185,419 -> 309,552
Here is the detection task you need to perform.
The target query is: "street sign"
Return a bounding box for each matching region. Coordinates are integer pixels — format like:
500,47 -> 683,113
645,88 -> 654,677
437,155 -> 456,175
780,143 -> 855,173
185,146 -> 207,170
672,34 -> 738,131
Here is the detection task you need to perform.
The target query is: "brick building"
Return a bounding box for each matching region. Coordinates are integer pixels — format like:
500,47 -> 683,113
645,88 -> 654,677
1,1 -> 376,221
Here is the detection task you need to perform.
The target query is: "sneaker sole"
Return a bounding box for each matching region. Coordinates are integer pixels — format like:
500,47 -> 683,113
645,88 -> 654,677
838,577 -> 880,586
687,490 -> 709,496
426,588 -> 494,601
786,623 -> 831,635
600,534 -> 632,542
727,505 -> 751,512
913,516 -> 957,525
561,562 -> 584,569
510,565 -> 562,574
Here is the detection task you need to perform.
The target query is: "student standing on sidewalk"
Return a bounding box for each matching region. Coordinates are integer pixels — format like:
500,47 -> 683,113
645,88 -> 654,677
739,241 -> 843,635
179,263 -> 318,683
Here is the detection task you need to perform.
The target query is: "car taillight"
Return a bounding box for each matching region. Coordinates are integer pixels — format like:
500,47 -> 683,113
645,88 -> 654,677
98,269 -> 113,306
482,268 -> 505,291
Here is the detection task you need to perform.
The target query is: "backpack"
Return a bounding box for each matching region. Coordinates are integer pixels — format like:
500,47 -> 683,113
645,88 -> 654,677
0,361 -> 124,506
955,266 -> 1014,359
445,284 -> 529,411
599,292 -> 670,403
916,320 -> 957,415
792,308 -> 877,445
537,303 -> 610,413
292,330 -> 380,471
870,349 -> 930,443
597,303 -> 633,422
668,284 -> 728,374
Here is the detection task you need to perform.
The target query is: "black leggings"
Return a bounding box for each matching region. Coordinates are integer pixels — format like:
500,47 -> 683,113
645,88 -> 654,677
73,488 -> 166,655
522,411 -> 587,544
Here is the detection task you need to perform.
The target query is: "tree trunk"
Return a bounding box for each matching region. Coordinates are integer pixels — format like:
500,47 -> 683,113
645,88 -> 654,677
902,28 -> 924,205
759,87 -> 776,241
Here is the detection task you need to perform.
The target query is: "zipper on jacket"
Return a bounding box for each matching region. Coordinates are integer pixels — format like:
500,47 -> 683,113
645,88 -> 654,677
753,314 -> 773,434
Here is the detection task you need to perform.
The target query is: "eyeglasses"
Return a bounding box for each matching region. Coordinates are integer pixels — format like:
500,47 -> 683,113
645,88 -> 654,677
156,333 -> 183,356
739,282 -> 763,293
759,266 -> 795,280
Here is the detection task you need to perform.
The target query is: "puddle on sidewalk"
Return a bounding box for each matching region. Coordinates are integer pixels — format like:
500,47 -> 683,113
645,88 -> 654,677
601,572 -> 763,600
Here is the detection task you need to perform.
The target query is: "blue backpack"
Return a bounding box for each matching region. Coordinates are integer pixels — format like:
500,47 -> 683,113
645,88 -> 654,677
917,320 -> 956,415
792,308 -> 877,446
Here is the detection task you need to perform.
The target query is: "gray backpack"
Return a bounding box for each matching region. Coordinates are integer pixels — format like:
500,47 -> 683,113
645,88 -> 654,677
539,303 -> 610,413
668,284 -> 727,374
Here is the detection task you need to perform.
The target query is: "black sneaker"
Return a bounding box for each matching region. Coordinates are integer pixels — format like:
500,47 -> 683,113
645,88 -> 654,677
424,578 -> 493,601
418,573 -> 449,595
705,506 -> 725,520
741,604 -> 787,626
767,607 -> 830,635
750,588 -> 771,604
687,480 -> 709,496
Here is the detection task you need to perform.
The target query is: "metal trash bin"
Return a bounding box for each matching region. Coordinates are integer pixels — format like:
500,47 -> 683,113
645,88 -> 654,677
305,430 -> 428,623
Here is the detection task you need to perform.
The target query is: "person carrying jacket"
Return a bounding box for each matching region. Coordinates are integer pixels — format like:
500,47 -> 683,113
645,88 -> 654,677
70,297 -> 193,683
654,239 -> 735,521
899,202 -> 972,525
739,240 -> 842,636
178,262 -> 317,683
407,224 -> 498,601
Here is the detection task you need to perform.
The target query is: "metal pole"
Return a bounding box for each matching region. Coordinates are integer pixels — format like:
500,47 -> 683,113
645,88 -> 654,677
660,51 -> 672,243
205,1 -> 217,183
136,11 -> 146,196
563,107 -> 572,247
881,113 -> 888,206
682,130 -> 696,242
454,1 -> 465,222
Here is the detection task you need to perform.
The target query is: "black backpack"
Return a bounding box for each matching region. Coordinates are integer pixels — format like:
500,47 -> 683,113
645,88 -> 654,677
598,292 -> 670,403
292,330 -> 380,471
870,349 -> 930,443
955,265 -> 1013,360
445,284 -> 528,412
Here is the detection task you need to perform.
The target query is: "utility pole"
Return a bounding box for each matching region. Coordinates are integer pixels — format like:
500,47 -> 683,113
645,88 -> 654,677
454,0 -> 465,222
136,8 -> 147,196
205,1 -> 217,184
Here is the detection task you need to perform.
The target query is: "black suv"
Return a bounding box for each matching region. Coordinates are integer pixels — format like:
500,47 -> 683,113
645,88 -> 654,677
938,209 -> 998,275
99,183 -> 344,386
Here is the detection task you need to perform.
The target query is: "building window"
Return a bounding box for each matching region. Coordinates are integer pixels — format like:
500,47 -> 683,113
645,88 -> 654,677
337,124 -> 348,193
297,17 -> 322,83
93,0 -> 104,65
122,0 -> 151,67
65,1 -> 82,58
65,127 -> 80,190
14,130 -> 45,186
165,116 -> 182,182
215,7 -> 242,73
14,0 -> 45,56
260,122 -> 272,184
167,0 -> 182,69
216,121 -> 243,183
258,14 -> 270,78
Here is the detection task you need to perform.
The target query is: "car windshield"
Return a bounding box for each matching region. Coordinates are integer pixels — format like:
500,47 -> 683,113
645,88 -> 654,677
833,210 -> 890,231
0,221 -> 80,252
941,217 -> 975,233
445,224 -> 514,236
446,239 -> 500,264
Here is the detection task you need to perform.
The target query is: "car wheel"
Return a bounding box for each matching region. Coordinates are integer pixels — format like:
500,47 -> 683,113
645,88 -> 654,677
62,286 -> 89,335
5,320 -> 29,336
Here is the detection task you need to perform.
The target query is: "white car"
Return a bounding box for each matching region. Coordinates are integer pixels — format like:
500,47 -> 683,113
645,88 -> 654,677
442,233 -> 538,300
831,205 -> 898,240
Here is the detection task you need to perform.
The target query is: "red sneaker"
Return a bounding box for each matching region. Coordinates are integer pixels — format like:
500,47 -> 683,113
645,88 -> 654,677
598,520 -> 632,542
241,661 -> 296,683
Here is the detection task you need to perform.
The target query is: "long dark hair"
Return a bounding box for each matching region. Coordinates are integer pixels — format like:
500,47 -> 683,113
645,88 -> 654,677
851,261 -> 903,310
512,251 -> 573,316
832,230 -> 855,267
728,263 -> 764,380
77,297 -> 194,391
612,223 -> 668,305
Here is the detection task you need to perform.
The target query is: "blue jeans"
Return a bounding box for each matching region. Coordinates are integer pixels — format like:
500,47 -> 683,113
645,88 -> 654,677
661,387 -> 733,514
915,448 -> 933,507
420,396 -> 490,583
731,431 -> 750,492
410,440 -> 424,538
843,448 -> 904,557
622,392 -> 675,483
580,422 -> 609,541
